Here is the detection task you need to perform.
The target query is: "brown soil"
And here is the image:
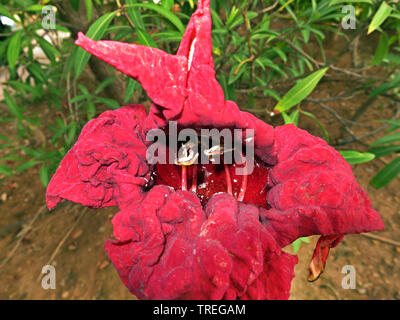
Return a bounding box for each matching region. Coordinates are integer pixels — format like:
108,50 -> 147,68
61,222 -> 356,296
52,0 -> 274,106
0,30 -> 399,300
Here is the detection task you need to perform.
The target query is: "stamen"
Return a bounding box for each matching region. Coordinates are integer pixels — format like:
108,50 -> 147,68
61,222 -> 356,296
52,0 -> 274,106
181,166 -> 188,191
191,165 -> 198,192
237,153 -> 248,202
224,164 -> 233,195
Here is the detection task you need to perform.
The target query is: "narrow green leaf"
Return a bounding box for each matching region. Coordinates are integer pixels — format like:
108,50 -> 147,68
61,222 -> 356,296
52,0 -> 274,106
274,68 -> 328,113
329,0 -> 373,5
7,30 -> 22,70
70,94 -> 89,104
95,97 -> 120,109
87,101 -> 96,120
70,0 -> 80,11
15,160 -> 41,172
36,36 -> 60,64
339,150 -> 375,165
126,0 -> 145,29
0,5 -> 15,19
125,3 -> 185,34
301,110 -> 330,143
370,157 -> 400,188
370,32 -> 389,66
74,11 -> 118,78
371,132 -> 400,146
3,90 -> 23,120
369,73 -> 400,97
85,0 -> 93,22
95,77 -> 116,94
292,237 -> 310,253
67,122 -> 77,145
162,0 -> 174,10
136,28 -> 158,48
40,164 -> 50,187
369,145 -> 400,158
0,164 -> 13,177
368,2 -> 392,35
123,78 -> 140,104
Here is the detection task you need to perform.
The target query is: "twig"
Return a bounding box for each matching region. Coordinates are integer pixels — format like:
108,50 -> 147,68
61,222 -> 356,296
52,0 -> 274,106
37,208 -> 87,281
336,103 -> 400,146
306,98 -> 368,147
0,205 -> 46,269
260,0 -> 279,14
361,233 -> 400,247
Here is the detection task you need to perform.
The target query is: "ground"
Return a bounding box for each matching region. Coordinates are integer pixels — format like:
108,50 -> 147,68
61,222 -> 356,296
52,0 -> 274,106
0,30 -> 399,300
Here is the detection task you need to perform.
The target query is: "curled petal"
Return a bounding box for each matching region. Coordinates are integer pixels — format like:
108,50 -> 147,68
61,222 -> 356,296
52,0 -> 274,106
46,105 -> 150,210
105,189 -> 297,300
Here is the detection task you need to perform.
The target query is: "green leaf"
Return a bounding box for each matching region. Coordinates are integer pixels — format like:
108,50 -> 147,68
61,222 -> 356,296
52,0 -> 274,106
40,164 -> 50,187
36,36 -> 60,64
70,94 -> 89,104
292,237 -> 310,253
74,11 -> 118,78
27,4 -> 44,12
7,30 -> 22,70
329,0 -> 373,5
368,2 -> 392,35
228,63 -> 247,85
70,0 -> 80,11
85,0 -> 93,22
339,150 -> 375,165
5,80 -> 42,99
0,164 -> 13,177
136,28 -> 158,48
125,3 -> 185,34
95,77 -> 116,94
282,109 -> 299,126
370,32 -> 389,66
369,145 -> 400,158
95,97 -> 120,109
124,78 -> 140,104
162,0 -> 174,10
369,73 -> 400,97
274,68 -> 328,113
126,0 -> 145,30
2,90 -> 23,120
0,5 -> 15,19
67,122 -> 77,145
370,157 -> 400,188
300,110 -> 330,143
87,101 -> 96,120
371,132 -> 400,146
15,160 -> 41,172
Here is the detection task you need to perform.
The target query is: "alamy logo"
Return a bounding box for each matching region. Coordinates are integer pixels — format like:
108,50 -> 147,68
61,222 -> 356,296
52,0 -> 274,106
41,265 -> 56,289
42,5 -> 56,30
342,5 -> 356,30
341,265 -> 356,289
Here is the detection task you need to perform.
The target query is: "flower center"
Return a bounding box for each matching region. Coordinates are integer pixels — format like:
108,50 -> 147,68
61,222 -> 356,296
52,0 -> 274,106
149,145 -> 272,209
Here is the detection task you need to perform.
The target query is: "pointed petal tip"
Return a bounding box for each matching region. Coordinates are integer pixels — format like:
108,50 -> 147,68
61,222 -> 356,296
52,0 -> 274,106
75,32 -> 92,48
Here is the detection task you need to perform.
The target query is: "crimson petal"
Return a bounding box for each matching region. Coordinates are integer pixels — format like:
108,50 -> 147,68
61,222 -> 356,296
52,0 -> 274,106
105,187 -> 297,300
46,105 -> 150,210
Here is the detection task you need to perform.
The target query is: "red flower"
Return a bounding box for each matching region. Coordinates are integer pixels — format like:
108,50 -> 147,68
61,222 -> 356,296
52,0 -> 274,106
46,0 -> 383,299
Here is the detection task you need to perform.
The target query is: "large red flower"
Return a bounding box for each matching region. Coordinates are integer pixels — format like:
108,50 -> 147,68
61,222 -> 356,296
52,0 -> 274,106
46,0 -> 384,299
